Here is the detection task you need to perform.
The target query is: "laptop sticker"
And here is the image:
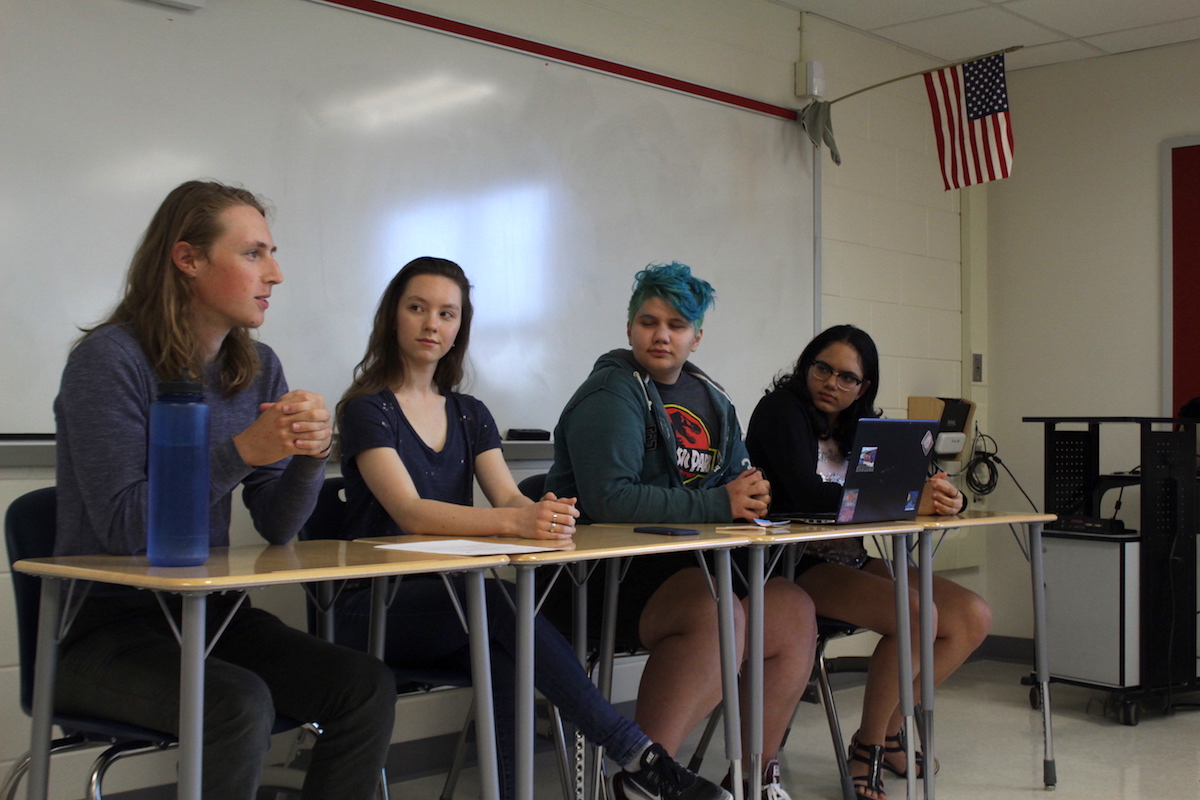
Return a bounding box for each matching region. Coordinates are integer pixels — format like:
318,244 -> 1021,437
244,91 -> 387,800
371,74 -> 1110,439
837,489 -> 860,522
921,430 -> 934,456
905,490 -> 920,512
856,446 -> 878,473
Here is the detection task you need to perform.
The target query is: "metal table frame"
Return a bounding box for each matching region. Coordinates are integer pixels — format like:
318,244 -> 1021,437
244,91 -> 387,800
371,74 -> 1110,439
16,540 -> 508,800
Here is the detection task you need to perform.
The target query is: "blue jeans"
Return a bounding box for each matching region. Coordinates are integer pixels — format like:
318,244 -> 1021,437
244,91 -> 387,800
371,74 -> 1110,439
57,592 -> 395,800
334,576 -> 648,799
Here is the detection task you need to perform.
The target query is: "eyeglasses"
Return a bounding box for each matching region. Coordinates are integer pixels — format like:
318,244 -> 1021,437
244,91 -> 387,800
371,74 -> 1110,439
809,360 -> 864,392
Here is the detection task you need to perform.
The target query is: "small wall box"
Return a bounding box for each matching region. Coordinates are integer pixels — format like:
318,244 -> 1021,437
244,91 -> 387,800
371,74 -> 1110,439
908,397 -> 976,460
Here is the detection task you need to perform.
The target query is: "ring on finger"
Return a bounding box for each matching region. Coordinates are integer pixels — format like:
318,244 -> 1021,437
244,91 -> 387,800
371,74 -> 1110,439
550,521 -> 556,533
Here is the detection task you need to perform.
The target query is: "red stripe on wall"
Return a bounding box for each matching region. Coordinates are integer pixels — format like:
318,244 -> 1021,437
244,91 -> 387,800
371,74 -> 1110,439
313,0 -> 800,121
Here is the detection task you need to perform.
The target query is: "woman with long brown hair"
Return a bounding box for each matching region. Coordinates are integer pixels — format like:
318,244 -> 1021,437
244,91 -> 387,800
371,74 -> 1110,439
334,256 -> 729,800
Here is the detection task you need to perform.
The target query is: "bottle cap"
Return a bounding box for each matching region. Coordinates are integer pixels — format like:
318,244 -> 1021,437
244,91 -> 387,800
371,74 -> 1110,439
157,379 -> 203,396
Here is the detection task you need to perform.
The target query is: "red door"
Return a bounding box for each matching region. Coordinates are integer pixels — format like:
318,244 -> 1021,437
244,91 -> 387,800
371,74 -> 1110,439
1172,144 -> 1200,415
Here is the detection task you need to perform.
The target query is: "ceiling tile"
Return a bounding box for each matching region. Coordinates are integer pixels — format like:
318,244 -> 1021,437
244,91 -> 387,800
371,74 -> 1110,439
1004,0 -> 1200,39
774,0 -> 987,32
1082,16 -> 1200,54
875,6 -> 1062,62
773,0 -> 1200,68
1006,38 -> 1102,69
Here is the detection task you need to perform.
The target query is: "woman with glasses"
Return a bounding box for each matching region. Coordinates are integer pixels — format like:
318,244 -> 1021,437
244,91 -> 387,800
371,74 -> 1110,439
745,325 -> 990,800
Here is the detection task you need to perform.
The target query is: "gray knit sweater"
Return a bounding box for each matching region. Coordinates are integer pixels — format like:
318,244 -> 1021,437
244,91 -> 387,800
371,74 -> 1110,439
53,324 -> 325,560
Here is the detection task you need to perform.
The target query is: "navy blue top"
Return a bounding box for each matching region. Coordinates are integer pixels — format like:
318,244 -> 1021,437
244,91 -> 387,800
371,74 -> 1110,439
339,389 -> 502,540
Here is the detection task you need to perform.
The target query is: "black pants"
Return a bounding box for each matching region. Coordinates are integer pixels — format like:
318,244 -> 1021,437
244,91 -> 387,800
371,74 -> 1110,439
56,592 -> 396,800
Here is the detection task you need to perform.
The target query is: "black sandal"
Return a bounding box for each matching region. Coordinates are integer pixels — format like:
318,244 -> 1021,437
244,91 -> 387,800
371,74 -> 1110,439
848,734 -> 886,800
882,728 -> 939,778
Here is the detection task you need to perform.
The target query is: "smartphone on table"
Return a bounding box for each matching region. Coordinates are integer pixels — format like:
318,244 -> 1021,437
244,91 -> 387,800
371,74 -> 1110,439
633,526 -> 700,536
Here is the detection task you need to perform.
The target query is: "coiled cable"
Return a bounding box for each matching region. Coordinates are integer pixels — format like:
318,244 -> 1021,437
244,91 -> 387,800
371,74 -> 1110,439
962,426 -> 1039,510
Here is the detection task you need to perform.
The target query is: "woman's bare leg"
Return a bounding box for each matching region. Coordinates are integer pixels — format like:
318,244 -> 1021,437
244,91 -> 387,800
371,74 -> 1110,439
636,567 -> 744,756
798,560 -> 990,795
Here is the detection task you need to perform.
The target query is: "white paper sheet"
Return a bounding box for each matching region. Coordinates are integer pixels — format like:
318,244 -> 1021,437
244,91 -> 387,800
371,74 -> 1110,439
374,540 -> 559,556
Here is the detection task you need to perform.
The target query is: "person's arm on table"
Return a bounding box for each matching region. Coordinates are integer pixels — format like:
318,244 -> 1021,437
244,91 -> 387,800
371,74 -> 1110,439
746,389 -> 841,514
725,467 -> 770,521
234,360 -> 330,544
917,472 -> 966,516
558,388 -> 737,523
356,446 -> 575,540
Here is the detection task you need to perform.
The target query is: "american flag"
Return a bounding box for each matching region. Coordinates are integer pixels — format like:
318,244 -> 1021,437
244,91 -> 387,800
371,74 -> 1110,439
924,53 -> 1014,191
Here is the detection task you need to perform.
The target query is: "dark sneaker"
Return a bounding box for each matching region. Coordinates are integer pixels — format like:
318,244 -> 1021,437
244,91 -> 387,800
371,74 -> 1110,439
614,743 -> 732,800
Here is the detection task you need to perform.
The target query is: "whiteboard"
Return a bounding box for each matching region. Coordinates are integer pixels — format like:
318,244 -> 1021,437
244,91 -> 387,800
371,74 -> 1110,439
0,0 -> 813,437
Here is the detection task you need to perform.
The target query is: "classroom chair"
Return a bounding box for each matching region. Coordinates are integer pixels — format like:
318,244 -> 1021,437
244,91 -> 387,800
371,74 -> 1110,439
693,536 -> 872,800
518,472 -> 624,799
522,476 -> 873,800
1,487 -> 311,800
299,477 -> 471,799
686,616 -> 864,800
513,474 -> 667,800
516,473 -> 547,503
299,476 -> 575,800
517,474 -> 875,800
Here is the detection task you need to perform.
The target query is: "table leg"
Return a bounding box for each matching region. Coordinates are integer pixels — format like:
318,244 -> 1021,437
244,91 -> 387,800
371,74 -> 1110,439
588,558 -> 624,800
596,559 -> 621,699
26,579 -> 62,800
365,578 -> 391,800
1027,522 -> 1056,788
892,534 -> 916,800
315,582 -> 336,643
368,577 -> 389,660
515,565 -> 536,800
918,531 -> 935,800
178,593 -> 208,800
572,563 -> 588,664
746,544 -> 765,800
465,570 -> 501,800
713,549 -> 744,800
570,563 -> 589,800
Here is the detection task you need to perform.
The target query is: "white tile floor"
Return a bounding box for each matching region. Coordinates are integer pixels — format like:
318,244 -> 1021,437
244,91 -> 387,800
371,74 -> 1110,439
389,659 -> 1200,800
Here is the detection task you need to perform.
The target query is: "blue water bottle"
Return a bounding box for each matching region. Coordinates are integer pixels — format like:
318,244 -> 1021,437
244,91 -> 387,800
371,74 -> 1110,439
147,379 -> 210,567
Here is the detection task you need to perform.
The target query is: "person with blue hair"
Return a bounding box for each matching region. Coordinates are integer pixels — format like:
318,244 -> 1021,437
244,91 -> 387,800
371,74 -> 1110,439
546,262 -> 817,800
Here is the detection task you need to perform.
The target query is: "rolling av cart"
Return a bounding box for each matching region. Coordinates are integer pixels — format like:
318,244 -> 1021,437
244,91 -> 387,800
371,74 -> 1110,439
1023,417 -> 1198,725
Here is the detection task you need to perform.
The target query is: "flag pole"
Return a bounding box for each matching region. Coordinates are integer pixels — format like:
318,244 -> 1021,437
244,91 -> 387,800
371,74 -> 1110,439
829,45 -> 1023,105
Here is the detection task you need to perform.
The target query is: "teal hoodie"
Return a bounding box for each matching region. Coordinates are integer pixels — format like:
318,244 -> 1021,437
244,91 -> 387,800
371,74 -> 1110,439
546,349 -> 752,523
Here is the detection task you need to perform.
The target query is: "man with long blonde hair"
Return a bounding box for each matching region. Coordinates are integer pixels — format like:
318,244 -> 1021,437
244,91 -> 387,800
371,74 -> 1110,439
53,180 -> 394,799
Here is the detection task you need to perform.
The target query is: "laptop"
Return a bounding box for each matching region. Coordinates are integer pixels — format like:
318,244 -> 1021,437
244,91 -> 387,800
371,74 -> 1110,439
769,418 -> 939,525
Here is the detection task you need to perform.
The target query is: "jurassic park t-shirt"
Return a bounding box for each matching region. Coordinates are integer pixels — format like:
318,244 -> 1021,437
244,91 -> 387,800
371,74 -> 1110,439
654,372 -> 722,486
